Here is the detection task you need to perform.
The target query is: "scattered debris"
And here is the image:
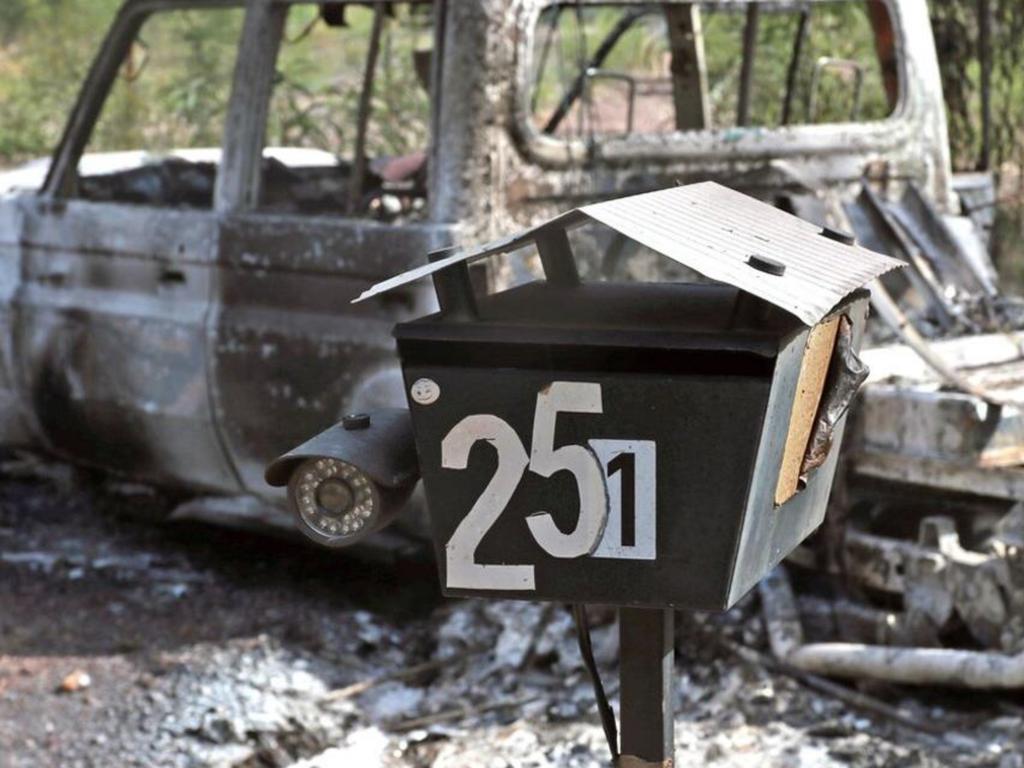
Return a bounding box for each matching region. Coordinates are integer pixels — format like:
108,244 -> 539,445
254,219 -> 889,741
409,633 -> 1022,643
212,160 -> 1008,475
57,670 -> 92,694
0,456 -> 1021,766
761,564 -> 1024,689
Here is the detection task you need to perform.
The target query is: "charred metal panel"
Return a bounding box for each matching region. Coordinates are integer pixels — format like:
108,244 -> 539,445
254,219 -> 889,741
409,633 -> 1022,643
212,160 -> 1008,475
800,509 -> 1024,656
212,213 -> 453,494
850,452 -> 1024,501
850,333 -> 1024,497
855,386 -> 1024,468
18,199 -> 219,263
0,200 -> 32,445
15,199 -> 238,491
217,214 -> 453,277
886,183 -> 995,300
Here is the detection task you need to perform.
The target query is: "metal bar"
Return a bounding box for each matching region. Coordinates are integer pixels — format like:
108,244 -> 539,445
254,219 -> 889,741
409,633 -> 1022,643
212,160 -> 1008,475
347,3 -> 387,215
43,6 -> 149,197
736,3 -> 760,127
426,0 -> 448,216
535,225 -> 581,287
857,183 -> 957,330
215,0 -> 286,213
866,279 -> 1005,405
780,8 -> 808,126
665,3 -> 710,130
977,0 -> 993,171
618,608 -> 674,767
428,247 -> 478,321
760,566 -> 1024,689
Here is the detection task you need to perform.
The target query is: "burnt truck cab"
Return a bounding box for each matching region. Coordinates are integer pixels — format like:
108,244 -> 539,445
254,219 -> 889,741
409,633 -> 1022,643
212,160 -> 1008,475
0,0 -> 989,530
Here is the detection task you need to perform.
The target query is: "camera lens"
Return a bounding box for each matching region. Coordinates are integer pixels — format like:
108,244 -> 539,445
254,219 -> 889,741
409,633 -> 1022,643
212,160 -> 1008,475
291,458 -> 378,543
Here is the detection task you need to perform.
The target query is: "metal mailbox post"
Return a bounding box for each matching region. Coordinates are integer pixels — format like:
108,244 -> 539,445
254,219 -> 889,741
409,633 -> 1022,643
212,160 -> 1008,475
269,183 -> 901,765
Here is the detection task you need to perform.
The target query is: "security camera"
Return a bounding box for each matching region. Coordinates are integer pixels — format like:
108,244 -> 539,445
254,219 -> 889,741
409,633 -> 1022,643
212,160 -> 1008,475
265,409 -> 419,548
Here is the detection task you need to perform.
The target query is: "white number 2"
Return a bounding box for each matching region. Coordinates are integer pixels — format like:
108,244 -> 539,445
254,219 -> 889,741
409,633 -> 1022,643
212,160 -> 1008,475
443,415 -> 535,590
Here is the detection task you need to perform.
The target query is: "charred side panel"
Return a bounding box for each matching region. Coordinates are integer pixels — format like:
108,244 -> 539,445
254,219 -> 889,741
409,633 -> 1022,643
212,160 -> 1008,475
15,198 -> 238,491
0,199 -> 32,444
211,214 -> 453,496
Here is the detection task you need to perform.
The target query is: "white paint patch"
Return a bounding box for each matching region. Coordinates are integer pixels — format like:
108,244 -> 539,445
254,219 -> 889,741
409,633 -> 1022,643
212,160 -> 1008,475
410,378 -> 440,405
443,414 -> 535,591
526,382 -> 608,559
590,439 -> 657,560
288,728 -> 390,768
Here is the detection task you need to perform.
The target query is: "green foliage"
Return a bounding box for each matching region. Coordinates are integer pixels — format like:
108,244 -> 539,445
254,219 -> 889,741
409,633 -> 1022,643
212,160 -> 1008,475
700,2 -> 890,127
88,8 -> 245,152
0,0 -> 122,163
929,0 -> 1024,172
0,1 -> 432,167
0,0 -> 1020,176
267,4 -> 432,159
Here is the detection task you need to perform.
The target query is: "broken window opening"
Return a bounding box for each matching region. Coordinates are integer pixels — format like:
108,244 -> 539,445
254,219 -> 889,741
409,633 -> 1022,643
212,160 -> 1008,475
73,8 -> 246,209
259,2 -> 433,220
530,1 -> 898,142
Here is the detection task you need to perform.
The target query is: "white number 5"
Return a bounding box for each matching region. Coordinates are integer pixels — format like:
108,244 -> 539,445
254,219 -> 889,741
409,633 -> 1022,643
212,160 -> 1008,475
527,382 -> 608,558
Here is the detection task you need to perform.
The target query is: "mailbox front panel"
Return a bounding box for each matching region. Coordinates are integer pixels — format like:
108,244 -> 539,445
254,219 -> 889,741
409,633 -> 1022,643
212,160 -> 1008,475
402,362 -> 771,610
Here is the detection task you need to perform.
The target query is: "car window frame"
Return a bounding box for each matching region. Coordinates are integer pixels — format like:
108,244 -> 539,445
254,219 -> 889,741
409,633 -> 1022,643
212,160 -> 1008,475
513,0 -> 910,168
42,0 -> 439,217
42,0 -> 248,202
254,1 -> 438,218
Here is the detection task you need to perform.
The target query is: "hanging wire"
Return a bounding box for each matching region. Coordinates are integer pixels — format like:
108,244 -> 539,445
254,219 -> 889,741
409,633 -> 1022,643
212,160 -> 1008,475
572,604 -> 619,762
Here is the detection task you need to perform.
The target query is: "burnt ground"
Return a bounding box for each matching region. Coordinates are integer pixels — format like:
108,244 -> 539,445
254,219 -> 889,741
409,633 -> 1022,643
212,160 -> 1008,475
0,451 -> 1021,768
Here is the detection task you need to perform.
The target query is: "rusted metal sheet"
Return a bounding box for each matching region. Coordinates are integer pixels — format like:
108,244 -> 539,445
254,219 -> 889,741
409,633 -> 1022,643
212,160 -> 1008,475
850,331 -> 1024,494
362,183 -> 902,325
849,452 -> 1024,500
855,387 -> 1024,468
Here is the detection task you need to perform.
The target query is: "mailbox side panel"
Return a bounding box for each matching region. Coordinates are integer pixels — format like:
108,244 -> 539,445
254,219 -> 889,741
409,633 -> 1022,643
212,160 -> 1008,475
401,361 -> 771,610
726,295 -> 871,606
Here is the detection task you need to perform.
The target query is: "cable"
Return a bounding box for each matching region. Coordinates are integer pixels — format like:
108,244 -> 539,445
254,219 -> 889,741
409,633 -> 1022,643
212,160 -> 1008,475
572,604 -> 619,761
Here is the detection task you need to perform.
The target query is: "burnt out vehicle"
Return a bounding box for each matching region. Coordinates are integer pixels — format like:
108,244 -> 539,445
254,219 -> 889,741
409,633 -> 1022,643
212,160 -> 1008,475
0,0 -> 1021,670
0,0 -> 954,496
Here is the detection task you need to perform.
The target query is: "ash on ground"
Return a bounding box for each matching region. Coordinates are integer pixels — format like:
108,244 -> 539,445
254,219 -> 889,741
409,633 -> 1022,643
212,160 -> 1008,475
0,452 -> 1020,768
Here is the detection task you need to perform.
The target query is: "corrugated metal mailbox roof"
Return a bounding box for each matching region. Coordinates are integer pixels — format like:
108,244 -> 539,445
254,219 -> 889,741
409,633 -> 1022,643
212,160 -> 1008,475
356,182 -> 903,326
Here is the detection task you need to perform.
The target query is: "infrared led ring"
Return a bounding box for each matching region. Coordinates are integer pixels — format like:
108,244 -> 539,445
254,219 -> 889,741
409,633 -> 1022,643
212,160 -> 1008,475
288,457 -> 380,547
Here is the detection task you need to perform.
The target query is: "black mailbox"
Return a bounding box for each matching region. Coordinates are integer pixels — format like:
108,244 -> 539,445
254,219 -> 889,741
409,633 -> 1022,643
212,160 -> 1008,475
356,183 -> 900,610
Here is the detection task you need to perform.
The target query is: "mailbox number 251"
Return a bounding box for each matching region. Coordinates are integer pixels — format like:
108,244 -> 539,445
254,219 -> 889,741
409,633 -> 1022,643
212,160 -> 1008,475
441,381 -> 656,591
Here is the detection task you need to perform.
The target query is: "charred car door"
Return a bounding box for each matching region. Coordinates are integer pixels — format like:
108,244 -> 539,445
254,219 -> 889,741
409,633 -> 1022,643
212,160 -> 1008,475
18,1 -> 246,492
17,0 -> 451,500
209,0 -> 451,495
